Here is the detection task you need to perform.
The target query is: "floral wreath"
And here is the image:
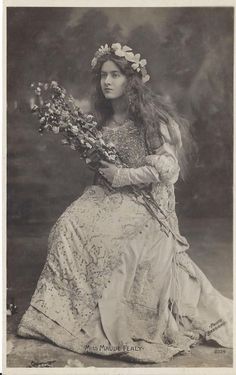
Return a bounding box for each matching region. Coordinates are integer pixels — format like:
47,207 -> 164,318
91,43 -> 150,83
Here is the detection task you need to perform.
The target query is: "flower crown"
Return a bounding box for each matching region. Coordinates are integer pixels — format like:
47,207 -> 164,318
91,43 -> 150,83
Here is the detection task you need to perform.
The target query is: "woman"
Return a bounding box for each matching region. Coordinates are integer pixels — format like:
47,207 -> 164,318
18,43 -> 232,364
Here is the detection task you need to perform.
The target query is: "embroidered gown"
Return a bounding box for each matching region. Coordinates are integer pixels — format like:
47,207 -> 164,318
17,120 -> 233,363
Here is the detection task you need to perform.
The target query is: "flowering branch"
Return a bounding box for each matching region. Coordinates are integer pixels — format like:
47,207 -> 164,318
30,81 -> 173,237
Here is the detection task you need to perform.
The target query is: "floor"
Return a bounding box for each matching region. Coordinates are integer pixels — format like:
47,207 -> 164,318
6,217 -> 233,368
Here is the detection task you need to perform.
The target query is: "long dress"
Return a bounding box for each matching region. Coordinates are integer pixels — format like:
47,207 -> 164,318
17,119 -> 233,363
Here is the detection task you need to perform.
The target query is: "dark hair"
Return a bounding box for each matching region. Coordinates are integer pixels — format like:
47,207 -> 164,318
91,53 -> 196,180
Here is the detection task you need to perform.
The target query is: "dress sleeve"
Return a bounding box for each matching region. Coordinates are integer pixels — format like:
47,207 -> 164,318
112,142 -> 180,188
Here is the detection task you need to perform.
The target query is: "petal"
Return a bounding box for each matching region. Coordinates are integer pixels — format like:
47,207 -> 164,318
131,63 -> 139,70
140,59 -> 147,67
122,45 -> 132,52
142,74 -> 150,83
112,43 -> 121,50
115,50 -> 125,57
125,52 -> 135,62
137,67 -> 141,72
52,126 -> 60,134
91,57 -> 97,67
134,53 -> 141,62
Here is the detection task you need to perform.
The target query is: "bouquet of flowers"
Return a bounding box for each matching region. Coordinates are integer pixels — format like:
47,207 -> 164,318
30,81 -> 173,236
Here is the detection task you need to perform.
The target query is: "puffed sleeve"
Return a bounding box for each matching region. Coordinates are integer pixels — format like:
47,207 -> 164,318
111,123 -> 180,188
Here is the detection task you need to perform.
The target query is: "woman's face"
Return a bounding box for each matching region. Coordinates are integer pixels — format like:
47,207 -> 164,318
100,60 -> 127,100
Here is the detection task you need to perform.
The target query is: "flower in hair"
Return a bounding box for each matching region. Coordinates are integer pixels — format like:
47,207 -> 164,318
91,43 -> 150,83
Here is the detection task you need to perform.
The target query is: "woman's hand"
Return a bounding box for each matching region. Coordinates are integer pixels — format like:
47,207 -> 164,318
99,160 -> 119,184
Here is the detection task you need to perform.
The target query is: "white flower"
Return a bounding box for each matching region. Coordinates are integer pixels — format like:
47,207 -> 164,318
52,126 -> 59,134
51,81 -> 58,88
114,48 -> 126,57
71,126 -> 79,135
35,87 -> 41,95
142,74 -> 150,83
123,51 -> 135,62
111,42 -> 122,50
70,144 -> 76,150
91,57 -> 97,68
85,142 -> 92,149
86,114 -> 94,121
98,43 -> 110,54
140,59 -> 147,67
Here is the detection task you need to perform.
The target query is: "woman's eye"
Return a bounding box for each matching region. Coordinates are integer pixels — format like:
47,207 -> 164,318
112,73 -> 120,78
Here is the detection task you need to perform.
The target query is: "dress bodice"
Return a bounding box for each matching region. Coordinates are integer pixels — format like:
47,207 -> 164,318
102,120 -> 148,168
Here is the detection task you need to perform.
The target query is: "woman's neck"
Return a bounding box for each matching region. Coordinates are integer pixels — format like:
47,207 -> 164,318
110,96 -> 129,124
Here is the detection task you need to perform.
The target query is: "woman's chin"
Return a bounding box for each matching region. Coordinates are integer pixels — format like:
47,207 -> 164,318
103,93 -> 115,99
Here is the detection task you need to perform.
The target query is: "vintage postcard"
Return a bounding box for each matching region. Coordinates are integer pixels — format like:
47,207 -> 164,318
2,0 -> 235,374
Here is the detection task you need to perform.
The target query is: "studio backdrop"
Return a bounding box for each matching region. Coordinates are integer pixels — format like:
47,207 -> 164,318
7,7 -> 233,291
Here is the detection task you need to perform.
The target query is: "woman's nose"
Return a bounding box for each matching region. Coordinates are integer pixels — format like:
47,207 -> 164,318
104,75 -> 111,85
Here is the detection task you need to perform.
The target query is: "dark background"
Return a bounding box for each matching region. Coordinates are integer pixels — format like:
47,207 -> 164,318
7,7 -> 233,227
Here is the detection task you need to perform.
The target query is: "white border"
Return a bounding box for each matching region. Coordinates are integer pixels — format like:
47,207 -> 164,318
2,1 -> 235,374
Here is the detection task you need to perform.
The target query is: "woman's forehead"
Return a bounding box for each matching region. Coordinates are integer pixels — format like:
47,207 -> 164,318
101,60 -> 121,72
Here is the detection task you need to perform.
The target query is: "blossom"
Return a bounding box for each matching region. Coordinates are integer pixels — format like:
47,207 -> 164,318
142,74 -> 150,83
86,114 -> 94,121
71,126 -> 79,135
35,87 -> 41,95
52,126 -> 59,134
98,43 -> 110,54
39,117 -> 46,124
51,81 -> 58,88
31,104 -> 38,112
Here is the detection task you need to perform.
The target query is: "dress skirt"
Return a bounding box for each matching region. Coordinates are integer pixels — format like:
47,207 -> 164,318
17,184 -> 233,363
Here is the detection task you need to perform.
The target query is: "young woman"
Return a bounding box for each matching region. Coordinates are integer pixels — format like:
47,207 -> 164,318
17,43 -> 232,364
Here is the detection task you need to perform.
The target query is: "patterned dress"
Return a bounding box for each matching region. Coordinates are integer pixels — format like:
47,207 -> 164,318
17,120 -> 232,363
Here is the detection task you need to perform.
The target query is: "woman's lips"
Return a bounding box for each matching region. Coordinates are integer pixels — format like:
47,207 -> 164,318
104,88 -> 113,92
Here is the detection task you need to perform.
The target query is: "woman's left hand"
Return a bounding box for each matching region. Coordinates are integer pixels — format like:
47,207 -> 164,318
99,160 -> 118,184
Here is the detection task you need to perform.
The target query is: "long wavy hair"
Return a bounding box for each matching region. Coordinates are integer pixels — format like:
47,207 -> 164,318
91,53 -> 196,180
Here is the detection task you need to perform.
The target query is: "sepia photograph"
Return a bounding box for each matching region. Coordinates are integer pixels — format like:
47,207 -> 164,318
4,2 -> 234,373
